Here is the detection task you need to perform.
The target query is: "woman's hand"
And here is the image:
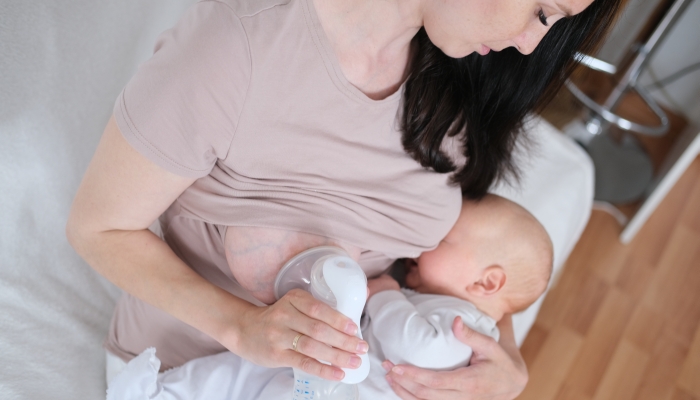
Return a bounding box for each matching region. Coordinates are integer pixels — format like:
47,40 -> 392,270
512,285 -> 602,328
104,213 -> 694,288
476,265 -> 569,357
382,315 -> 528,400
226,288 -> 369,381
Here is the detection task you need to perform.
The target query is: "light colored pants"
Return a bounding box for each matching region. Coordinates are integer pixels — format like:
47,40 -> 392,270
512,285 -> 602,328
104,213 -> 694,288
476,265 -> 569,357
105,350 -> 128,385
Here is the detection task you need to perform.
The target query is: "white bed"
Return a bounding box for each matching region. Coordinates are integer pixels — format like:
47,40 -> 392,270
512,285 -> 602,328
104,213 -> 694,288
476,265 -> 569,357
0,1 -> 593,399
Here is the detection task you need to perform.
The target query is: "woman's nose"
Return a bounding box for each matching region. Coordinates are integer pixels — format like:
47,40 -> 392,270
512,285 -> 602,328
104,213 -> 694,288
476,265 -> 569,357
513,25 -> 549,55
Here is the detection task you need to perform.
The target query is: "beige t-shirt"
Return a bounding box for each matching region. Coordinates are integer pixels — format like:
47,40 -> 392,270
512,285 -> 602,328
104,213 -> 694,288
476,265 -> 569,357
107,0 -> 462,369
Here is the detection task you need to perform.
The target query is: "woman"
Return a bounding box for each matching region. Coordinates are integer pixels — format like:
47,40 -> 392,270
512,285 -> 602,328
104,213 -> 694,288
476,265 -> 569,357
67,0 -> 619,398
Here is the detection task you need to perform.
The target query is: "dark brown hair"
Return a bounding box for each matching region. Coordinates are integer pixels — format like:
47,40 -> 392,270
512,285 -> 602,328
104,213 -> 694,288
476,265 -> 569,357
401,0 -> 621,198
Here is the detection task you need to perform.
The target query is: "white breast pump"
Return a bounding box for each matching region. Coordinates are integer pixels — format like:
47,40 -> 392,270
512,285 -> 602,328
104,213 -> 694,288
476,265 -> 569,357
274,246 -> 370,400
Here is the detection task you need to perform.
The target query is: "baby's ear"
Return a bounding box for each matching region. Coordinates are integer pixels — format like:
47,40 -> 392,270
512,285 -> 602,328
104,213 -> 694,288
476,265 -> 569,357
467,265 -> 506,296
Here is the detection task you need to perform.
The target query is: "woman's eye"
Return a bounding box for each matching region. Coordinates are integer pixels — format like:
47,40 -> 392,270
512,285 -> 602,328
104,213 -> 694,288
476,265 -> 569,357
538,9 -> 549,26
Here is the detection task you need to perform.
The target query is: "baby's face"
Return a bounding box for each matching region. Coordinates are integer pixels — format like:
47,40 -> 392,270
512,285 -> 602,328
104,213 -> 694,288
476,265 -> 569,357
405,195 -> 553,319
404,223 -> 477,299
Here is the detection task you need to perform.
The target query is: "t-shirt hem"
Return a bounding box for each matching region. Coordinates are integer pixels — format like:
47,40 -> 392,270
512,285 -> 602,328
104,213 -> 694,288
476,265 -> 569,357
103,338 -> 136,364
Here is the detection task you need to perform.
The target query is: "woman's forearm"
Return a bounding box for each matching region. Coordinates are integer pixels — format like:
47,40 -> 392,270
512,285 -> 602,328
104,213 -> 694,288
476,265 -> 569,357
67,225 -> 252,349
65,116 -> 252,350
495,315 -> 527,375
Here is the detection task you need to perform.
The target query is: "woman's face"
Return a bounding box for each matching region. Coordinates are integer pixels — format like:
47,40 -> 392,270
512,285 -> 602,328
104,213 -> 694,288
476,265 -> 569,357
422,0 -> 594,58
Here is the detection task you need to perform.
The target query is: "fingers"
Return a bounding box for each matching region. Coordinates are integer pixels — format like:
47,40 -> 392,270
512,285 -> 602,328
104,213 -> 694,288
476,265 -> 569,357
287,290 -> 367,354
385,366 -> 454,400
278,290 -> 367,373
383,361 -> 421,400
288,289 -> 357,334
383,361 -> 462,399
377,317 -> 527,400
452,316 -> 499,357
387,364 -> 453,390
385,375 -> 422,400
293,333 -> 363,371
286,350 -> 346,381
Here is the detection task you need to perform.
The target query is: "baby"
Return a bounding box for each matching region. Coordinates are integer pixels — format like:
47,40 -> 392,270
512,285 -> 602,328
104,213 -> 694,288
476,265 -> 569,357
107,194 -> 552,400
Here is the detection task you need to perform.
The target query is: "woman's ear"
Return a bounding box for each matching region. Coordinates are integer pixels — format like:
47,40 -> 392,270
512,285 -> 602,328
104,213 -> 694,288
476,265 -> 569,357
466,265 -> 506,296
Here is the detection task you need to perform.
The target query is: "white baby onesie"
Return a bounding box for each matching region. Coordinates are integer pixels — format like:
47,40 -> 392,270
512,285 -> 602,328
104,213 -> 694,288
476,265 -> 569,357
107,289 -> 499,400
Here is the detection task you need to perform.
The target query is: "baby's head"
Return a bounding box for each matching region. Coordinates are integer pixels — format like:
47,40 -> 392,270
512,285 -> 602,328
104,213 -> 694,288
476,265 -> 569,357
405,194 -> 553,321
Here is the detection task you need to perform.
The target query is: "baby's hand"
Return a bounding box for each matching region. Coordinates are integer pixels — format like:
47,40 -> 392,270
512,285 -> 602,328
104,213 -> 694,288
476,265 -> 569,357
367,274 -> 400,298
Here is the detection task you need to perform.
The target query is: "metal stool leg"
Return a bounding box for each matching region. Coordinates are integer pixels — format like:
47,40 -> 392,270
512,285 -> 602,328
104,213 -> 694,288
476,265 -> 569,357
563,0 -> 694,203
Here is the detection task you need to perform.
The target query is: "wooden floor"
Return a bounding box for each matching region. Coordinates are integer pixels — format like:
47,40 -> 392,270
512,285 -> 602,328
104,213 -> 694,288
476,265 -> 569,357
518,155 -> 700,400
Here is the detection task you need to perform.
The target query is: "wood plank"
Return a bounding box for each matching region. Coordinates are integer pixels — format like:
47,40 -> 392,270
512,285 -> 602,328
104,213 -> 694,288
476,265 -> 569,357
678,324 -> 700,397
625,158 -> 700,268
678,158 -> 700,234
586,214 -> 629,284
630,328 -> 689,400
643,226 -> 700,346
615,253 -> 654,301
562,274 -> 610,336
563,289 -> 636,397
535,258 -> 591,331
517,326 -> 584,400
592,340 -> 649,400
671,387 -> 699,400
523,72 -> 699,400
535,213 -> 616,331
555,383 -> 593,400
622,305 -> 665,353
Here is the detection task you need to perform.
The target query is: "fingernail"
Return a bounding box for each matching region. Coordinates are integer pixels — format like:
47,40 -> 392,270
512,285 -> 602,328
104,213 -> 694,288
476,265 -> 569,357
392,366 -> 404,375
333,369 -> 345,380
381,361 -> 392,371
356,341 -> 368,354
345,322 -> 358,335
348,356 -> 362,368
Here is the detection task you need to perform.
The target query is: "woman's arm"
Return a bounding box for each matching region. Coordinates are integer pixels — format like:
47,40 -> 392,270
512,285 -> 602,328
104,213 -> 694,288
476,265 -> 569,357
66,117 -> 366,380
382,315 -> 528,400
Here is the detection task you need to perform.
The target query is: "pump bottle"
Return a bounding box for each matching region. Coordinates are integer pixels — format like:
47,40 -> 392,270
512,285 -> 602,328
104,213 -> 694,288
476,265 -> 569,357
274,247 -> 370,400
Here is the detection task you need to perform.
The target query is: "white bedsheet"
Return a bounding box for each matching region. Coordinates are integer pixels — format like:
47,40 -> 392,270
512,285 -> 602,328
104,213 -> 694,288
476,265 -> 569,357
0,1 -> 592,399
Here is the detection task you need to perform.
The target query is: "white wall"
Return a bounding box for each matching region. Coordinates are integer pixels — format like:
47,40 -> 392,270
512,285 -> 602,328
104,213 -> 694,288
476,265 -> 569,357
0,1 -> 195,398
595,0 -> 700,126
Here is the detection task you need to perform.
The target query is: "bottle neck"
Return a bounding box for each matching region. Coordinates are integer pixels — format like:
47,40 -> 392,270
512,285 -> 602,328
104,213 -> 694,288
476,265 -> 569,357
309,256 -> 338,308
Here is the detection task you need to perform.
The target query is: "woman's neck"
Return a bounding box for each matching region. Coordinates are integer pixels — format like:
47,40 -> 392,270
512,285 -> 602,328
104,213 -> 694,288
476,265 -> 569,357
312,0 -> 423,100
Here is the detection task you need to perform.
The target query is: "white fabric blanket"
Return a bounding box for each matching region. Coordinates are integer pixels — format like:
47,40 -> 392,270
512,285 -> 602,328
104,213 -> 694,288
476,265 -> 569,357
0,1 -> 592,399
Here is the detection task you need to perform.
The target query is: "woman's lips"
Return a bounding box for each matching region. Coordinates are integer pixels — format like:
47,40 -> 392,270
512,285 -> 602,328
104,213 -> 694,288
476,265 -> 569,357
478,44 -> 491,56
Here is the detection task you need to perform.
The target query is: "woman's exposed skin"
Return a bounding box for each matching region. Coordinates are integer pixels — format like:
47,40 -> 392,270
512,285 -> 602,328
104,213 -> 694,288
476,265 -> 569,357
314,0 -> 594,101
67,0 -> 599,398
225,226 -> 361,305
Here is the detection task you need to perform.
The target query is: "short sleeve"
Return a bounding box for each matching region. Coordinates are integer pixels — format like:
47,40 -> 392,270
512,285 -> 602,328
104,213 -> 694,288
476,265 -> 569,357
114,0 -> 251,178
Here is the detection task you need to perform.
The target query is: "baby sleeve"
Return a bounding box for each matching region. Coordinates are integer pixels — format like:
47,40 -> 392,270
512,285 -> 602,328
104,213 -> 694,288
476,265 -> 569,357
113,0 -> 251,178
366,291 -> 476,371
